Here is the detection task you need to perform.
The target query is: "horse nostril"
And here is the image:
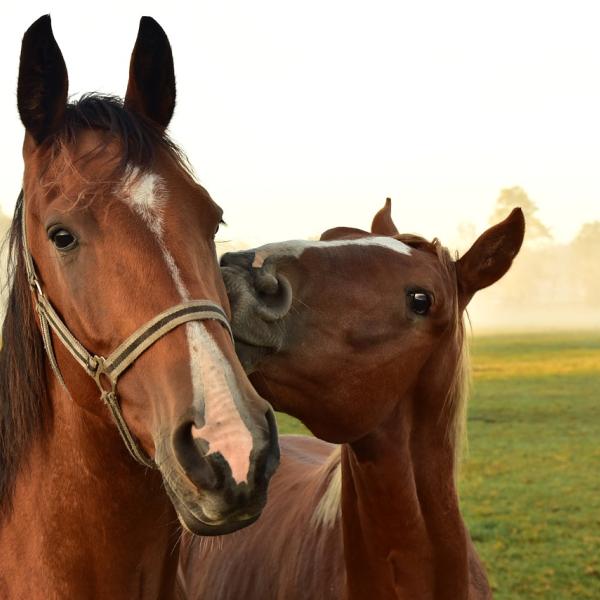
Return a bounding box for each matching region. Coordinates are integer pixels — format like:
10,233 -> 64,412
172,421 -> 223,491
254,270 -> 279,295
259,408 -> 280,484
254,273 -> 293,322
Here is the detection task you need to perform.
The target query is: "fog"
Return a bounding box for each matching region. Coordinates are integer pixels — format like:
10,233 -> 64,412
455,188 -> 599,332
2,3 -> 599,337
466,240 -> 600,333
216,186 -> 600,334
2,185 -> 598,334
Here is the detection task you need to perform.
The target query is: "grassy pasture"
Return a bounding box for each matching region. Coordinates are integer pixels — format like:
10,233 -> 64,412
276,331 -> 600,599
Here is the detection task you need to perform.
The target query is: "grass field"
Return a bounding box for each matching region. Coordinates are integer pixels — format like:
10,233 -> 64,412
275,331 -> 600,599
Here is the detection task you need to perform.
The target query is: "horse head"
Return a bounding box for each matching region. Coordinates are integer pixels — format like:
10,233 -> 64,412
14,15 -> 279,535
221,199 -> 524,443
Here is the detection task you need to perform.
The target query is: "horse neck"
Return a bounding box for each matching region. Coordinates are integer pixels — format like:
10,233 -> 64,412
1,370 -> 180,599
340,355 -> 469,600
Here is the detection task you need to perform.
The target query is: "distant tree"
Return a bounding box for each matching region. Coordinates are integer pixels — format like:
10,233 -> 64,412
572,221 -> 600,249
571,221 -> 600,303
490,187 -> 552,242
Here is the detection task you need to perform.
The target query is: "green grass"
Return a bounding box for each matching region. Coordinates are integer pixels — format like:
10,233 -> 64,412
275,331 -> 600,599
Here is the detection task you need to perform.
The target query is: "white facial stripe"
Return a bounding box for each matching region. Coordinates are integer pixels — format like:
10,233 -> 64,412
127,168 -> 165,211
252,236 -> 412,268
123,170 -> 253,484
188,322 -> 253,485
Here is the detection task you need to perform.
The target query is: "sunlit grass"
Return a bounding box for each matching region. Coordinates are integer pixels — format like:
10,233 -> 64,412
276,331 -> 600,599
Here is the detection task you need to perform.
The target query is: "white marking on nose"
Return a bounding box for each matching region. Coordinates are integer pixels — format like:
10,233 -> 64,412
187,322 -> 253,485
123,169 -> 253,484
251,236 -> 412,268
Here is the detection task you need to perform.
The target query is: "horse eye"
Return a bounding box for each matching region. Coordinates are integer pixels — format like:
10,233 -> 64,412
49,228 -> 77,251
408,291 -> 432,316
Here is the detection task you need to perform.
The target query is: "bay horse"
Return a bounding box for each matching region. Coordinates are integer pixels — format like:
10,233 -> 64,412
0,15 -> 278,598
180,200 -> 525,599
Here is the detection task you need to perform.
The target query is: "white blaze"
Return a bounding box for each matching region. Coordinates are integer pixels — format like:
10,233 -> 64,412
252,236 -> 412,268
123,169 -> 253,484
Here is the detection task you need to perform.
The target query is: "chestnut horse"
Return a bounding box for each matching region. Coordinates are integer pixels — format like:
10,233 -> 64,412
0,16 -> 278,598
180,200 -> 525,599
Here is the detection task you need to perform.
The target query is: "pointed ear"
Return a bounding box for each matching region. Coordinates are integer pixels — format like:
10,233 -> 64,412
124,17 -> 176,128
456,208 -> 525,305
17,15 -> 68,144
371,198 -> 399,236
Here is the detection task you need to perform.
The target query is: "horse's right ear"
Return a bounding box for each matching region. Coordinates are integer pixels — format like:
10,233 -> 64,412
18,15 -> 68,144
371,198 -> 399,236
456,208 -> 525,306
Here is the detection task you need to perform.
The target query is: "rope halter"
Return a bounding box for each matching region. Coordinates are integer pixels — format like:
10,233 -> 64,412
21,196 -> 233,468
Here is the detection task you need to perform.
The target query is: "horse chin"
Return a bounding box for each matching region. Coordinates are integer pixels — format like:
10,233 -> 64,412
162,475 -> 262,536
175,499 -> 261,537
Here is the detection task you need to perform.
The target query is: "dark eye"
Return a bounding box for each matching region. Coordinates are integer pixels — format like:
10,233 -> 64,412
408,291 -> 432,316
49,228 -> 77,251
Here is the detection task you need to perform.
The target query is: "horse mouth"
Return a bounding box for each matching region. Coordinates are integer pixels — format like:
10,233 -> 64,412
161,474 -> 262,536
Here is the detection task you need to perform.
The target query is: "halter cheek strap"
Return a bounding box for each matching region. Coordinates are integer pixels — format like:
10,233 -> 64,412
22,200 -> 233,469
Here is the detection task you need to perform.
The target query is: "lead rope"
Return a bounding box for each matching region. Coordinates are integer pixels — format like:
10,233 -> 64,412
20,195 -> 234,469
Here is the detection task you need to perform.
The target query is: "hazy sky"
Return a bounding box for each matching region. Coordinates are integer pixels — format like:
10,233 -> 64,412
1,1 -> 599,249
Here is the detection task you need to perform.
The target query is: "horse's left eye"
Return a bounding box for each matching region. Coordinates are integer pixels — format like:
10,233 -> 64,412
408,291 -> 432,316
49,228 -> 77,251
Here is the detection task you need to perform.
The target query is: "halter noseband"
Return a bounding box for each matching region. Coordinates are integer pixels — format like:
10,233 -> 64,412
21,196 -> 233,469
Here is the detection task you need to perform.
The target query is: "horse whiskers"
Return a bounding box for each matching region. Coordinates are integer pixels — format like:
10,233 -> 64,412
201,531 -> 231,553
170,527 -> 185,557
292,296 -> 312,311
292,296 -> 329,322
199,534 -> 216,554
288,301 -> 302,318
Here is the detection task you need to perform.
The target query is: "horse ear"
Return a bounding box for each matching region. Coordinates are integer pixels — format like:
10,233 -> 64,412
17,15 -> 68,144
320,227 -> 369,241
124,17 -> 176,129
371,198 -> 399,236
456,208 -> 525,305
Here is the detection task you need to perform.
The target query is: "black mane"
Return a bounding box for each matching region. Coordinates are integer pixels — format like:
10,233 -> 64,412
60,93 -> 190,175
0,191 -> 46,518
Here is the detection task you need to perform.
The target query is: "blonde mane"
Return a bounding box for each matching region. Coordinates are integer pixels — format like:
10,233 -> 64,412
433,239 -> 472,478
312,446 -> 342,529
446,317 -> 471,480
